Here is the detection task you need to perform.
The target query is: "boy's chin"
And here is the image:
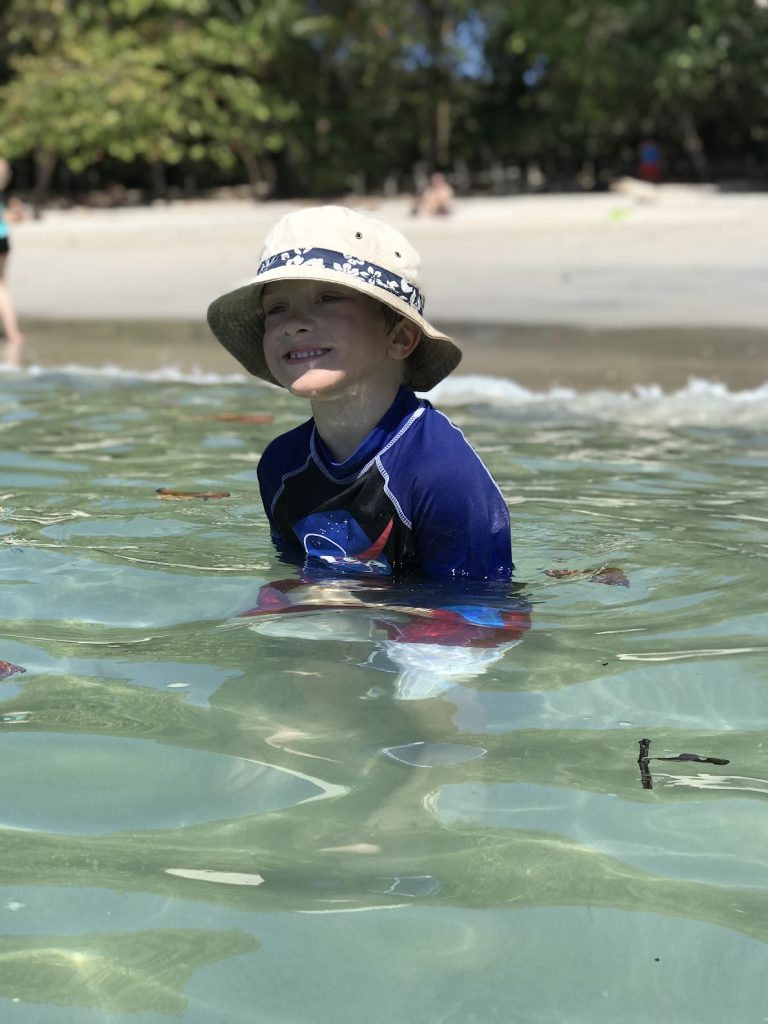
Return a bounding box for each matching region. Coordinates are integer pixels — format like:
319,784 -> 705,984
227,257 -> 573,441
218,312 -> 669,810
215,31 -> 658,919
284,368 -> 347,399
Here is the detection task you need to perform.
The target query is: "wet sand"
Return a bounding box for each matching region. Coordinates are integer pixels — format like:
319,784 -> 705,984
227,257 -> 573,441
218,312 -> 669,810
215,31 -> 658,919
13,317 -> 765,391
6,187 -> 768,388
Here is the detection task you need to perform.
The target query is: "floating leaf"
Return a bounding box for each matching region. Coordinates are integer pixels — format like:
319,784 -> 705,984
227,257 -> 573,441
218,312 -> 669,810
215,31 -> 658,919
0,661 -> 25,681
156,488 -> 231,500
544,566 -> 629,586
590,566 -> 630,587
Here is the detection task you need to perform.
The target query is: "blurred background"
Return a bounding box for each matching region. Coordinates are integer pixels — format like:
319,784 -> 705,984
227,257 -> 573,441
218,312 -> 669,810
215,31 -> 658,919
0,0 -> 767,385
1,0 -> 766,208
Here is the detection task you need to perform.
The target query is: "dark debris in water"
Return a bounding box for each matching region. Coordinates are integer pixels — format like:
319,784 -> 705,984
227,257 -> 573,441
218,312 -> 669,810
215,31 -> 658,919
544,565 -> 630,586
654,752 -> 730,766
638,737 -> 653,790
590,566 -> 630,587
638,737 -> 730,790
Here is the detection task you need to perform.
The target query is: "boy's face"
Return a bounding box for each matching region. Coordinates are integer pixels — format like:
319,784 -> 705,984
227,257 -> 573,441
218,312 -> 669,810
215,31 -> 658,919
261,280 -> 412,401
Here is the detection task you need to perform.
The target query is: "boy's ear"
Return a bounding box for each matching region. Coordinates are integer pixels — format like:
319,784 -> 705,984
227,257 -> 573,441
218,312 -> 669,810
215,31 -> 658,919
388,320 -> 421,361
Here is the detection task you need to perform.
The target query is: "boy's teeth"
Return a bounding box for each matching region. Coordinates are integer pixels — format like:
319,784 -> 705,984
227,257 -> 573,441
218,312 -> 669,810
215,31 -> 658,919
288,349 -> 326,360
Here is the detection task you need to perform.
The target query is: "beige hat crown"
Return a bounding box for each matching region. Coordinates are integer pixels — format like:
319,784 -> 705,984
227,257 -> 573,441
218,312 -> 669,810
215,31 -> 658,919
207,205 -> 461,391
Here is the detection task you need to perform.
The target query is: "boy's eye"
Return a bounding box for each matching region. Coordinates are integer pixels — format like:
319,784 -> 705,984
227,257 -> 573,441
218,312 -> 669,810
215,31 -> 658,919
264,302 -> 286,316
318,292 -> 343,303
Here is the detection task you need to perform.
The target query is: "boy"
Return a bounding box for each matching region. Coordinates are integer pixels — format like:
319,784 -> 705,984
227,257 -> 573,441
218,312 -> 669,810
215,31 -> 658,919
207,205 -> 512,582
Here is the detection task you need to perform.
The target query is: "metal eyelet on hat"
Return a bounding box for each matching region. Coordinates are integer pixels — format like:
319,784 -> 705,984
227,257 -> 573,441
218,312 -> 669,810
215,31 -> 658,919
394,251 -> 401,257
355,231 -> 362,238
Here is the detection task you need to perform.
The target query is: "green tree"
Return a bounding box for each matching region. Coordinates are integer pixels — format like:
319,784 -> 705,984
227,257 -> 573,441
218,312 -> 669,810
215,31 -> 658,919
0,0 -> 306,202
488,0 -> 768,181
0,0 -> 766,199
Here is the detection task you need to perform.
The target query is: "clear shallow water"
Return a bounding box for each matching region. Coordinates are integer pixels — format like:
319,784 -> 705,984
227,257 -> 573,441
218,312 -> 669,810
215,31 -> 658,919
1,365 -> 767,1022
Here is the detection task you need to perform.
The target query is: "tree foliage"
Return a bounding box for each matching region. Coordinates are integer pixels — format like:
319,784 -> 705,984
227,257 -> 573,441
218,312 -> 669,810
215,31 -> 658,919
0,0 -> 765,200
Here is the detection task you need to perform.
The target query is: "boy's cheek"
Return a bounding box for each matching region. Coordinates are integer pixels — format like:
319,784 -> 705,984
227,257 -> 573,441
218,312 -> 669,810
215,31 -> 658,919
262,348 -> 283,380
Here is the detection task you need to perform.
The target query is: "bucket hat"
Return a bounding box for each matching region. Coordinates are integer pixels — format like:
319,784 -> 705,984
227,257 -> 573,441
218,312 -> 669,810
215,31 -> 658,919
207,205 -> 462,392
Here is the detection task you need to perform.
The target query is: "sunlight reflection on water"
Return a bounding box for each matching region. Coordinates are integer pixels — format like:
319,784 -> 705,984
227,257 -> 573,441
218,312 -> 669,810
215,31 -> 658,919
0,366 -> 767,1022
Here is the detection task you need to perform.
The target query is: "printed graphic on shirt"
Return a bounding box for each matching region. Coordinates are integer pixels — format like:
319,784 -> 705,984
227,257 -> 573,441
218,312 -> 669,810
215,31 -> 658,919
294,509 -> 395,575
272,457 -> 418,576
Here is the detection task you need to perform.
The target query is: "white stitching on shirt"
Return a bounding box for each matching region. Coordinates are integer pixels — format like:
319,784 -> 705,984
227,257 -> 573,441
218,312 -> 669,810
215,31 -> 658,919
376,460 -> 412,528
273,406 -> 425,524
310,427 -> 355,483
358,406 -> 425,478
433,409 -> 508,503
271,451 -> 313,516
310,405 -> 425,483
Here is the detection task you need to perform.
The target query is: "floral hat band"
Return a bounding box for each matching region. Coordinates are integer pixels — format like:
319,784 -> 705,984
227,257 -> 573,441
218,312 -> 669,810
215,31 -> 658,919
257,246 -> 426,314
207,205 -> 463,392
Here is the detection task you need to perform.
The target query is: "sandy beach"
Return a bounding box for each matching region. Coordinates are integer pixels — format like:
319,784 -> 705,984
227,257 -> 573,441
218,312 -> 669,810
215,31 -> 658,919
6,186 -> 768,388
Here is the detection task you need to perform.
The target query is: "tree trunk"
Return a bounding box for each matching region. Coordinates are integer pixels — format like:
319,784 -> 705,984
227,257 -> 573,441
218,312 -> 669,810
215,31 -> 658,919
426,2 -> 454,168
150,161 -> 167,202
32,150 -> 57,219
239,150 -> 275,200
678,108 -> 708,180
435,95 -> 452,168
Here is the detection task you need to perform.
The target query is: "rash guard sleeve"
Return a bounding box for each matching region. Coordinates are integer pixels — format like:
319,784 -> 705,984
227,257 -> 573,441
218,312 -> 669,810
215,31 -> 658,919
408,415 -> 512,580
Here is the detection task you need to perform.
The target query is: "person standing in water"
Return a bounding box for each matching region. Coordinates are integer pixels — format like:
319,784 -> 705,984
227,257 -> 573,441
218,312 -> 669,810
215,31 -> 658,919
0,158 -> 25,357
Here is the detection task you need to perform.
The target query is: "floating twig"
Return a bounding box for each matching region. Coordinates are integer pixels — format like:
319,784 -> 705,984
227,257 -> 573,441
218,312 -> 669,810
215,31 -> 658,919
638,737 -> 653,790
653,752 -> 729,766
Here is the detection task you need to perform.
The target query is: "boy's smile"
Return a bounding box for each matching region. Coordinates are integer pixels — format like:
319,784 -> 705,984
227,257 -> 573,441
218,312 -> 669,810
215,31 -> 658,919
284,347 -> 331,362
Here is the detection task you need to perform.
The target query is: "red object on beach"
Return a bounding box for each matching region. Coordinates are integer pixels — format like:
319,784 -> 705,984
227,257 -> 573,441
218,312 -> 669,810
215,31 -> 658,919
156,488 -> 231,500
0,661 -> 25,680
212,414 -> 274,424
638,138 -> 662,182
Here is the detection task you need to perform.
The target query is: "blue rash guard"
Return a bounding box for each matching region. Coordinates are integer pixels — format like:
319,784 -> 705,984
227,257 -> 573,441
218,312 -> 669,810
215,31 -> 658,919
257,386 -> 512,580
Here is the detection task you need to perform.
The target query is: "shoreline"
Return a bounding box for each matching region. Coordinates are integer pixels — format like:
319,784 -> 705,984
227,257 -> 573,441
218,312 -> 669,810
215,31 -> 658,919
5,188 -> 768,389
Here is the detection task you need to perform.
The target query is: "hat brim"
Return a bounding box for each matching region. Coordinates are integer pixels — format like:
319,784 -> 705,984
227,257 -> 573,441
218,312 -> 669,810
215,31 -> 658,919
207,263 -> 462,393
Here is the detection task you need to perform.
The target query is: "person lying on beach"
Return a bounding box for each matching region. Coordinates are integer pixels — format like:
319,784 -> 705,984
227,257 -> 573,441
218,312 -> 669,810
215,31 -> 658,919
207,204 -> 512,584
413,171 -> 455,217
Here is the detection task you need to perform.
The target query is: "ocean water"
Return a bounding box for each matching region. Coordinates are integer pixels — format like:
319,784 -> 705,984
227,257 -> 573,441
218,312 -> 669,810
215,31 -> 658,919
1,353 -> 767,1023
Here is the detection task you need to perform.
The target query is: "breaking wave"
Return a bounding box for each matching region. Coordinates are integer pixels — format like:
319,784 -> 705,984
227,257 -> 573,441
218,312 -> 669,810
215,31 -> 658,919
2,361 -> 767,426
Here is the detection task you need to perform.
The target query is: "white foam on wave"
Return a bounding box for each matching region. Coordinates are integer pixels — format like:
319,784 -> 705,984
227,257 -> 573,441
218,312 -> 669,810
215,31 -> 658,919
4,362 -> 767,426
427,375 -> 768,427
13,362 -> 248,386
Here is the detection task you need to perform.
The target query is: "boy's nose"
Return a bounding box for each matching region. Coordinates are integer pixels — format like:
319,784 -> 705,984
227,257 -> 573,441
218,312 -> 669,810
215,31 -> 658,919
281,308 -> 314,334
